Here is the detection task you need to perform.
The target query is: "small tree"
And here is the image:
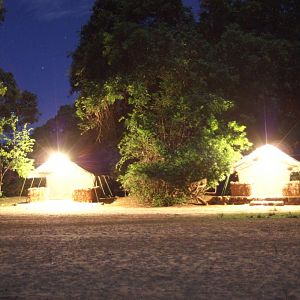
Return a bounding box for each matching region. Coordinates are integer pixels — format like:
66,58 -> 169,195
0,114 -> 35,196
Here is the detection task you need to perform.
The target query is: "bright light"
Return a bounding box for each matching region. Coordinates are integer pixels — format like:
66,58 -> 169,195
255,144 -> 281,161
235,144 -> 300,198
29,152 -> 96,200
251,145 -> 291,197
47,152 -> 70,173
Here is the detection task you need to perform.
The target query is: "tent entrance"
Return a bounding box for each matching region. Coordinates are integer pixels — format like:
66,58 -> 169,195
46,173 -> 74,199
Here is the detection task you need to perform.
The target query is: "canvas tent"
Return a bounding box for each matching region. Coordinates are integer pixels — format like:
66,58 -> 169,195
28,153 -> 96,200
234,144 -> 300,198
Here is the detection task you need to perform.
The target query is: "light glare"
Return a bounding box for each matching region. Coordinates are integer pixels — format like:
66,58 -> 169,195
235,144 -> 300,198
48,152 -> 70,172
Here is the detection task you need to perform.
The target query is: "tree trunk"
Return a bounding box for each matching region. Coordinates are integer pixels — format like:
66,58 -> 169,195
0,178 -> 3,197
0,170 -> 5,197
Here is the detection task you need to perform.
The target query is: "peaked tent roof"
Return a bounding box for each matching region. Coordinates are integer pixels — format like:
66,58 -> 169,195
234,144 -> 300,172
28,153 -> 94,178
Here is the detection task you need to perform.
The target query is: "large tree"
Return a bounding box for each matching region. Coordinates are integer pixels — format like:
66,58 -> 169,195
71,0 -> 191,141
199,0 -> 300,146
70,0 -> 251,205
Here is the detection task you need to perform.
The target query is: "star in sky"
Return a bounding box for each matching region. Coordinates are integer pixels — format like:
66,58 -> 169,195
0,0 -> 199,127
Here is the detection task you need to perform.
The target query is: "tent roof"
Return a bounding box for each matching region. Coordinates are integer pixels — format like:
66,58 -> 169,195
28,155 -> 94,178
234,144 -> 300,172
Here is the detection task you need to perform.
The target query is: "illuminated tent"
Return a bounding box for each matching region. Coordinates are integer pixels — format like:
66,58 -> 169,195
28,153 -> 96,200
234,144 -> 300,198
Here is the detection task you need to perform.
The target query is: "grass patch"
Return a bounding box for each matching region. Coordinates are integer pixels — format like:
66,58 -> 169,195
217,211 -> 300,220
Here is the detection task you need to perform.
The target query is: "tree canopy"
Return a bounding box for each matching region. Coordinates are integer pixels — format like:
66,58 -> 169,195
71,0 -> 300,147
70,0 -> 300,204
70,0 -> 251,205
33,105 -> 81,155
70,0 -> 191,91
0,2 -> 39,125
0,3 -> 38,196
0,69 -> 39,125
199,0 -> 300,145
200,0 -> 300,42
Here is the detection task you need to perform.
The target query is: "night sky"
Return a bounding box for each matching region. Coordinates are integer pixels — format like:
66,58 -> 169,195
0,0 -> 199,127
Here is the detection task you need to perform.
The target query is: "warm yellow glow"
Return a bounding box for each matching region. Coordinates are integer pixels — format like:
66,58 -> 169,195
30,152 -> 96,200
235,144 -> 300,198
47,152 -> 70,172
26,200 -> 101,214
245,145 -> 296,198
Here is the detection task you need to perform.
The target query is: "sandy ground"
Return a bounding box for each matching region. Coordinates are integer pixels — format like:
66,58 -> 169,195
1,199 -> 300,299
2,197 -> 300,216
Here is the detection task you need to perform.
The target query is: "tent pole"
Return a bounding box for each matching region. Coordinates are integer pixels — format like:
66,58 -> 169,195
19,178 -> 27,202
98,175 -> 107,197
103,175 -> 113,197
222,175 -> 230,196
26,178 -> 35,203
94,186 -> 100,203
93,176 -> 100,202
38,177 -> 43,188
29,178 -> 34,189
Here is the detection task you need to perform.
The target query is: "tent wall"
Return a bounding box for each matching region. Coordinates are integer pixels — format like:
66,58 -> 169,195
31,161 -> 95,199
237,161 -> 291,198
35,161 -> 95,200
234,145 -> 300,198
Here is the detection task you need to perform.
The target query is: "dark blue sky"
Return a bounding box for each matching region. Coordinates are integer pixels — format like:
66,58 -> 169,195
0,0 -> 199,126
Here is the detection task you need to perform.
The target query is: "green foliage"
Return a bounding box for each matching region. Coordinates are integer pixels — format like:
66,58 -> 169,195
199,0 -> 300,145
200,0 -> 300,41
118,88 -> 251,206
75,80 -> 128,142
71,0 -> 192,142
70,0 -> 252,205
0,114 -> 35,196
0,4 -> 39,126
0,69 -> 39,125
217,25 -> 299,143
0,81 -> 6,96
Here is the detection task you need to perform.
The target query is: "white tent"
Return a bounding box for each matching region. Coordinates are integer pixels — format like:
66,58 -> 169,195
234,144 -> 300,198
28,153 -> 96,200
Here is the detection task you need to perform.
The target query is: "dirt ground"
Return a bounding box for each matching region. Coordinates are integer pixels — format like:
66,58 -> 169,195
1,198 -> 300,299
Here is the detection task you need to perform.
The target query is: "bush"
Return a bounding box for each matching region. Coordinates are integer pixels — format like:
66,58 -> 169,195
120,163 -> 187,206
